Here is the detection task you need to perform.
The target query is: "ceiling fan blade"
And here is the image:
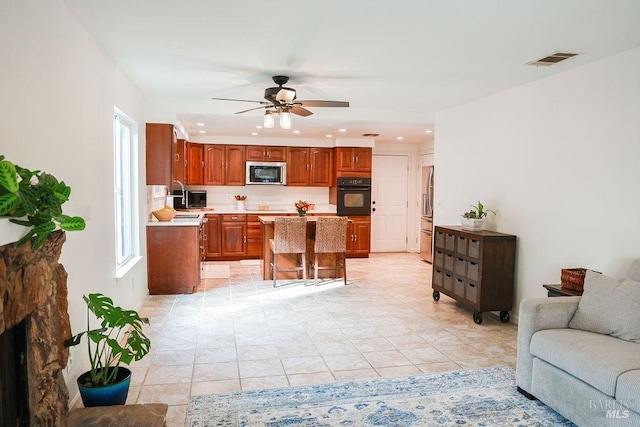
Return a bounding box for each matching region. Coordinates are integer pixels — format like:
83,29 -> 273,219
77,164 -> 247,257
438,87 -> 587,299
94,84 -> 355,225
297,100 -> 349,108
235,105 -> 271,115
212,97 -> 267,104
289,105 -> 313,117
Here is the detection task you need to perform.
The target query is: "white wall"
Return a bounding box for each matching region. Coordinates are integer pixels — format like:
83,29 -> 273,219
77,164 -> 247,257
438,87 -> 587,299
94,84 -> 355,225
435,46 -> 640,321
0,0 -> 148,399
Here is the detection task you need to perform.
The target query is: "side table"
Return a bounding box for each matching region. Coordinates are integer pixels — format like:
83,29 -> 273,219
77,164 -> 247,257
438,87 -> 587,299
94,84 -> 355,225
543,284 -> 583,297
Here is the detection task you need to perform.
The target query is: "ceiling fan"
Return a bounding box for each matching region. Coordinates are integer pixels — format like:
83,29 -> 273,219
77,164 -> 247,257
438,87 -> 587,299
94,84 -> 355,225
212,76 -> 349,127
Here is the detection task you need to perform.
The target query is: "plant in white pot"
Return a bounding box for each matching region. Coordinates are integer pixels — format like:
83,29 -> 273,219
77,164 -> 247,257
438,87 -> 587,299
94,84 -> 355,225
64,293 -> 151,407
460,201 -> 495,231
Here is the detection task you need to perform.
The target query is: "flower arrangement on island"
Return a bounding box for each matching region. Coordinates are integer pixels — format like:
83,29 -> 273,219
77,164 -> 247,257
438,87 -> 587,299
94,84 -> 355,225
295,200 -> 311,216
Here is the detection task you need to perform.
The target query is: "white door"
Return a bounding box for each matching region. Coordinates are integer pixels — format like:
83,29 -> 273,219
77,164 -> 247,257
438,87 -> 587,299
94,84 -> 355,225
371,155 -> 409,252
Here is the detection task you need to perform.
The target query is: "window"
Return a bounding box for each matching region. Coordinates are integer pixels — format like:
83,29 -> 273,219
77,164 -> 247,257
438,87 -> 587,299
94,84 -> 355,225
114,108 -> 140,277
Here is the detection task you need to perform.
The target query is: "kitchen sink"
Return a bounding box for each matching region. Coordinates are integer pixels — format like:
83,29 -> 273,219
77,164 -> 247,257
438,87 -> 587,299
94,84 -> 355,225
174,213 -> 200,219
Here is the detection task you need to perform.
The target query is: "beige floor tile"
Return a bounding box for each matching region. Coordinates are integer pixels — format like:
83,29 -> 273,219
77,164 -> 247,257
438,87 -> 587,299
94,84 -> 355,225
281,356 -> 330,375
152,349 -> 196,366
193,362 -> 239,382
376,365 -> 423,378
164,405 -> 187,427
241,375 -> 290,391
239,358 -> 285,378
314,339 -> 359,355
400,347 -> 450,364
288,372 -> 335,386
195,347 -> 237,364
351,337 -> 395,353
385,334 -> 430,350
144,365 -> 193,385
190,379 -> 241,395
332,368 -> 380,382
137,383 -> 191,406
416,361 -> 462,374
237,344 -> 280,361
362,350 -> 413,368
323,353 -> 372,371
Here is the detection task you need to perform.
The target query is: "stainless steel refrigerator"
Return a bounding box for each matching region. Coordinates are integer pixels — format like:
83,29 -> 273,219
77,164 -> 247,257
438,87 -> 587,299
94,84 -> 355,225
419,166 -> 434,262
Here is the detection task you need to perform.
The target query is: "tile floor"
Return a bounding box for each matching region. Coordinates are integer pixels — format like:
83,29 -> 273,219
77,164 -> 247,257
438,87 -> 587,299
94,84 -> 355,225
128,253 -> 518,426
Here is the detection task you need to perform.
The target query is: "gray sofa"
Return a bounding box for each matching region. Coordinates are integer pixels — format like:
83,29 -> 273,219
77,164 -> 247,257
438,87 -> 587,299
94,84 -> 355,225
516,262 -> 640,427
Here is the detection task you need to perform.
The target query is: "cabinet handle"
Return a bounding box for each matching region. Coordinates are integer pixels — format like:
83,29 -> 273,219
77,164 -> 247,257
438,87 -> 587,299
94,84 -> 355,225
309,163 -> 313,170
266,150 -> 270,158
243,236 -> 247,243
355,156 -> 359,163
201,161 -> 204,168
231,216 -> 238,220
352,156 -> 356,163
175,153 -> 180,162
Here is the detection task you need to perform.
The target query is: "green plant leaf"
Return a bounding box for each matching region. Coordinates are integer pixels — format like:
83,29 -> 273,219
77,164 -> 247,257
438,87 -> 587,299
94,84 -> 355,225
58,215 -> 86,231
0,193 -> 18,215
0,160 -> 19,193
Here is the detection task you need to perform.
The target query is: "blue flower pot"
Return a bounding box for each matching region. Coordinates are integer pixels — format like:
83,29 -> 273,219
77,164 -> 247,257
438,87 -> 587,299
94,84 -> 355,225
77,367 -> 131,407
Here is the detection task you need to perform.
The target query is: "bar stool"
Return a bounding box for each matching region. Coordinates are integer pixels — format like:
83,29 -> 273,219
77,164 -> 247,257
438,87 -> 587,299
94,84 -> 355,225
269,217 -> 307,287
312,217 -> 348,286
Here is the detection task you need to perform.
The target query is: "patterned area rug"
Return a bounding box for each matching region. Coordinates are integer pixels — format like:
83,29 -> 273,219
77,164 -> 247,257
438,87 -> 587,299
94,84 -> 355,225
186,366 -> 574,426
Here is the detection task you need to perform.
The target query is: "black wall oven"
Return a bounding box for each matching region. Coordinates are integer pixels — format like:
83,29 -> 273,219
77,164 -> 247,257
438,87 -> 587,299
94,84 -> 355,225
337,177 -> 371,216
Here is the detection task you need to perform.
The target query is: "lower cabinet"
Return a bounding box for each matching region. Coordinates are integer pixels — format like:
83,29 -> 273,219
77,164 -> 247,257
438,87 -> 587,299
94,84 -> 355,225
147,225 -> 201,294
204,214 -> 221,258
346,216 -> 371,258
431,226 -> 516,324
221,214 -> 246,257
245,215 -> 262,258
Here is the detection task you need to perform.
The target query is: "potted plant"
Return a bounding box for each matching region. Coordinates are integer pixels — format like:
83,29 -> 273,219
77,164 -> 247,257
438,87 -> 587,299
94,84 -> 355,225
295,200 -> 312,216
460,201 -> 495,231
64,293 -> 151,407
0,154 -> 85,248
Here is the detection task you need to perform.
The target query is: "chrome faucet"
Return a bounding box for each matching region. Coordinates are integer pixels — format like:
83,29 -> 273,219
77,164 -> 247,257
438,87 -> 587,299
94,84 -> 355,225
173,179 -> 185,206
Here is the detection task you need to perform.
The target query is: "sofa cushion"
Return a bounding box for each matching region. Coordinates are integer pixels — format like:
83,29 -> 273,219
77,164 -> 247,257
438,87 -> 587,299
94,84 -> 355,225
627,259 -> 640,281
568,270 -> 640,343
530,328 -> 640,397
616,370 -> 640,414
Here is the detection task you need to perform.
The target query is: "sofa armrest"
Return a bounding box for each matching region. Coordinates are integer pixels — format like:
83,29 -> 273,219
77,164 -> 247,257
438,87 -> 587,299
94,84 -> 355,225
515,297 -> 581,393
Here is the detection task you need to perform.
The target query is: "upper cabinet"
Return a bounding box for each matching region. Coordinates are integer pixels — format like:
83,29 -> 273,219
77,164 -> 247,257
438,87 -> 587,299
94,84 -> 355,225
335,147 -> 372,173
193,144 -> 245,186
146,123 -> 177,186
286,147 -> 333,187
245,146 -> 286,162
186,143 -> 204,185
173,138 -> 187,184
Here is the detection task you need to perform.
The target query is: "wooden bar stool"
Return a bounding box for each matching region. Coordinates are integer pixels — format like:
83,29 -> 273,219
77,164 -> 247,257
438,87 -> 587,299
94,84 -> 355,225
269,217 -> 307,287
312,217 -> 348,286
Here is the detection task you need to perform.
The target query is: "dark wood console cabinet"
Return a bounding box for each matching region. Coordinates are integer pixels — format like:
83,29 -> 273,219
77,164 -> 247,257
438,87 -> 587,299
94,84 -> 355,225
431,226 -> 516,324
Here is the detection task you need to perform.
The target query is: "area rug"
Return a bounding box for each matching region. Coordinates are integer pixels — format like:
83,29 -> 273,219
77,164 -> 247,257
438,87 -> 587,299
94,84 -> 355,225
186,366 -> 574,426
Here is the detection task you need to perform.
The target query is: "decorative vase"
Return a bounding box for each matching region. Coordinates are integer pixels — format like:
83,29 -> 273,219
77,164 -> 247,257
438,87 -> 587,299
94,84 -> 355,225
236,200 -> 245,211
297,211 -> 306,217
77,367 -> 131,407
460,217 -> 484,231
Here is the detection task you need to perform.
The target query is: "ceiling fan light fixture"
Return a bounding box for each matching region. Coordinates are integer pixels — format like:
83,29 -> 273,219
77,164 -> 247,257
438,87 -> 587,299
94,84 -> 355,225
279,111 -> 292,129
263,111 -> 275,128
275,88 -> 296,103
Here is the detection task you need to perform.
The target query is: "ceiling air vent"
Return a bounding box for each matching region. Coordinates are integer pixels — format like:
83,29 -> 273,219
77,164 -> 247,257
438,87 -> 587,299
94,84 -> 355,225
527,52 -> 578,67
362,133 -> 379,137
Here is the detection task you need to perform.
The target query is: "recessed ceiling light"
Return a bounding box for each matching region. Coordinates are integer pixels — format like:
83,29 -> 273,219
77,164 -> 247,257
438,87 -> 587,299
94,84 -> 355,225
396,136 -> 403,140
198,130 -> 205,134
256,125 -> 263,129
339,128 -> 347,132
196,122 -> 204,126
293,130 -> 300,134
425,129 -> 433,134
326,134 -> 333,138
251,132 -> 258,136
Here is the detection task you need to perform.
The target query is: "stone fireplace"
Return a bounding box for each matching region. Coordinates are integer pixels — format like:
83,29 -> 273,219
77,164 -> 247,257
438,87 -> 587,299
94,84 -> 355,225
0,230 -> 71,425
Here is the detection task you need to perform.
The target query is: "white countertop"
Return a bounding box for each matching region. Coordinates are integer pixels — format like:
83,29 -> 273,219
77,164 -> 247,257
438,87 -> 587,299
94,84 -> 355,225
147,205 -> 337,226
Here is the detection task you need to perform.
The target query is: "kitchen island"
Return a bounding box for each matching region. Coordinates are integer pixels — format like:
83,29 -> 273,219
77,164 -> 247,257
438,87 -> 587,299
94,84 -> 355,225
259,215 -> 346,281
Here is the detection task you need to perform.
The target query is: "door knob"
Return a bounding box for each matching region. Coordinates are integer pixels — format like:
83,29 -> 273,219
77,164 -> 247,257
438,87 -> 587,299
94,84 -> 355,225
372,208 -> 376,212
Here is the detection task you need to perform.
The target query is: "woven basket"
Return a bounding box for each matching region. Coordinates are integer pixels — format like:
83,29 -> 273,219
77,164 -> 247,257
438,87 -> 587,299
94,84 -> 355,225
152,209 -> 176,222
561,268 -> 587,291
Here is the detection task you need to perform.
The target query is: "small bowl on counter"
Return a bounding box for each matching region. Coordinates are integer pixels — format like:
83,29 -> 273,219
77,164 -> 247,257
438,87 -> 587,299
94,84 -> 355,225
152,209 -> 177,222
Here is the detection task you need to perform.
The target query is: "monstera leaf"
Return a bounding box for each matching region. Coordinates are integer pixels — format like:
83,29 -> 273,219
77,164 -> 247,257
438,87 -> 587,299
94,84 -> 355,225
0,154 -> 86,249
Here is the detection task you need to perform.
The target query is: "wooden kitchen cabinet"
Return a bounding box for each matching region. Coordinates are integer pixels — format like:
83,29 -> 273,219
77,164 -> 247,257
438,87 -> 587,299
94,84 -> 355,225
431,226 -> 516,324
286,147 -> 333,186
221,214 -> 246,256
346,216 -> 371,258
173,138 -> 187,184
202,145 -> 245,186
186,142 -> 204,185
245,214 -> 262,258
245,145 -> 286,162
147,225 -> 201,294
335,147 -> 372,173
204,214 -> 221,258
146,123 -> 177,186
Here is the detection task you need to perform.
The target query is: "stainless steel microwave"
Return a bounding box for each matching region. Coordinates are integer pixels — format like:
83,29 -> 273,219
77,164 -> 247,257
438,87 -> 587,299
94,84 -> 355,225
246,162 -> 286,185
